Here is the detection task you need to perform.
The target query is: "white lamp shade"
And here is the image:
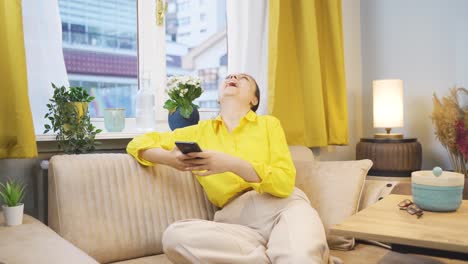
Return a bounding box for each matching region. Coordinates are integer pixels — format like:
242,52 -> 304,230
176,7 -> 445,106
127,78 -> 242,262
373,79 -> 404,128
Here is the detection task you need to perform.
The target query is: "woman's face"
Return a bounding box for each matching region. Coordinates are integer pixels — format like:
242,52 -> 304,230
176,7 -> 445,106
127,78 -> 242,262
218,73 -> 258,109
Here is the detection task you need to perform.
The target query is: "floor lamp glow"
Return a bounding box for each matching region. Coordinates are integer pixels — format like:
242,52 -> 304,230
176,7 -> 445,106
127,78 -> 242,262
373,79 -> 404,139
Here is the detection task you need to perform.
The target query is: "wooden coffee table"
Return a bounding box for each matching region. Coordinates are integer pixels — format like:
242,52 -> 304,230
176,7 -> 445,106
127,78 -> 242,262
330,194 -> 468,255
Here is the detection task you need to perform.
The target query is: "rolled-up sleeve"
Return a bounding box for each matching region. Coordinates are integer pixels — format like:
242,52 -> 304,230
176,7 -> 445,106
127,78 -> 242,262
126,125 -> 199,166
246,117 -> 296,197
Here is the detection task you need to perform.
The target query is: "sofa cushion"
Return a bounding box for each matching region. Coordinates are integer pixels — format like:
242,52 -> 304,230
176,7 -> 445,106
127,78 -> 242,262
0,214 -> 98,264
48,154 -> 217,264
291,147 -> 372,250
110,254 -> 172,264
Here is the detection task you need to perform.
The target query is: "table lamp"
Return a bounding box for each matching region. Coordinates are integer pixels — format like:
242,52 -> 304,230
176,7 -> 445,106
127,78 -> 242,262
373,79 -> 404,139
356,79 -> 421,177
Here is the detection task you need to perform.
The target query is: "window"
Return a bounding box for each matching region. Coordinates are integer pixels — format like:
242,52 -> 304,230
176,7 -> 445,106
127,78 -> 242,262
166,1 -> 227,110
199,100 -> 218,108
198,68 -> 219,90
58,0 -> 137,118
177,0 -> 190,11
67,78 -> 137,117
179,17 -> 190,26
70,24 -> 86,45
168,2 -> 176,13
43,0 -> 227,134
61,22 -> 69,42
177,32 -> 191,38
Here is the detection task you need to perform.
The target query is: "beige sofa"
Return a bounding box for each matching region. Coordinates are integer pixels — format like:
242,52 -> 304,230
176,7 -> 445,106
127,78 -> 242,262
0,146 -> 464,263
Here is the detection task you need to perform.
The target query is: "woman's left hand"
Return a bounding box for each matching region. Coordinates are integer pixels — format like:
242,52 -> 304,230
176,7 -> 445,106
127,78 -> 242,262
185,150 -> 235,176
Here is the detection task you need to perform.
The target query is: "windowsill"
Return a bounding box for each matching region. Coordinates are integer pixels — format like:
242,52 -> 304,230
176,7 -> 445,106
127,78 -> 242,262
36,109 -> 218,142
36,132 -> 144,142
35,122 -> 170,153
35,110 -> 218,153
36,122 -> 171,142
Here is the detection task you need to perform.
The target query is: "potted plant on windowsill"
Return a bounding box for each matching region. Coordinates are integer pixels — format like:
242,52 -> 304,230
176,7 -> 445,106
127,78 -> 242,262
44,84 -> 102,154
0,179 -> 26,226
164,76 -> 203,130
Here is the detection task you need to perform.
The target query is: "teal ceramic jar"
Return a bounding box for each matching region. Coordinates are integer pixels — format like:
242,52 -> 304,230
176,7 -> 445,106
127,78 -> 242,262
411,170 -> 465,212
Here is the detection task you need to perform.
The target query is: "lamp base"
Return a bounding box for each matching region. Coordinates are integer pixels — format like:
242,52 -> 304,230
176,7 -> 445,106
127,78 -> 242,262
374,133 -> 403,139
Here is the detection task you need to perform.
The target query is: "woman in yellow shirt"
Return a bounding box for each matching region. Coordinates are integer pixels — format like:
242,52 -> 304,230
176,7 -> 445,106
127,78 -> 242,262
127,73 -> 331,264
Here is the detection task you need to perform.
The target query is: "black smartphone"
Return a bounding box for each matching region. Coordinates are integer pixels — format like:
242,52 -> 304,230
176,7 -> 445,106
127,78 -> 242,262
175,141 -> 203,154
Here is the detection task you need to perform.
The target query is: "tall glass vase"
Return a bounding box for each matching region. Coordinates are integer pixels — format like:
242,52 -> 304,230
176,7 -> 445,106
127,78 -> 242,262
135,74 -> 156,132
448,152 -> 467,178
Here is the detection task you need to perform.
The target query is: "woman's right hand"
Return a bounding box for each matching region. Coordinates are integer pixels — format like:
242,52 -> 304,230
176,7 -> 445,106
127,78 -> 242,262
141,147 -> 193,171
164,147 -> 194,171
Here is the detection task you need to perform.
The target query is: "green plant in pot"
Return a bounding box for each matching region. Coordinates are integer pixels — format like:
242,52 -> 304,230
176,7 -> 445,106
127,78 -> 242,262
164,76 -> 204,130
44,84 -> 102,154
0,179 -> 26,226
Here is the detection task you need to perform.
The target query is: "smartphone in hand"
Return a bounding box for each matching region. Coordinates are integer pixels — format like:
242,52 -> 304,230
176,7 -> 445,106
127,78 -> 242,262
175,141 -> 203,154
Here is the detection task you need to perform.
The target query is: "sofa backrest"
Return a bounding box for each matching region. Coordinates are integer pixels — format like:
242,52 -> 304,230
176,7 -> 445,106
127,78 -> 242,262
48,154 -> 217,264
48,146 -> 316,263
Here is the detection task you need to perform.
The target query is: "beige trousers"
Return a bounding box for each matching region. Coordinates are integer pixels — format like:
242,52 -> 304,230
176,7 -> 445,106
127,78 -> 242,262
162,187 -> 332,264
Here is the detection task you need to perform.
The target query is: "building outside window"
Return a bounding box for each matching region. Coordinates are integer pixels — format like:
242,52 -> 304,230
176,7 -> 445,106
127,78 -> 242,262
167,0 -> 227,110
177,0 -> 190,11
198,68 -> 219,91
56,0 -> 226,123
179,17 -> 190,26
58,0 -> 138,118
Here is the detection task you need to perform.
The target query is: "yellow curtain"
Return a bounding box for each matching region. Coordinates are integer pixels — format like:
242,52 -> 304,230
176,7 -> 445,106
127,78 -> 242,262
0,0 -> 37,158
268,0 -> 348,147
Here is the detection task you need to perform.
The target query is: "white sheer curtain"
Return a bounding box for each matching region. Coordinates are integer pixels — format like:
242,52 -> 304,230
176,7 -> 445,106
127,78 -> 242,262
22,0 -> 69,134
226,0 -> 268,115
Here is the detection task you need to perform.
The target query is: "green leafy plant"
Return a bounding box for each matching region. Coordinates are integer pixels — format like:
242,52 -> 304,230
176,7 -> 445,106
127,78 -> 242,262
43,83 -> 102,154
164,76 -> 203,118
0,179 -> 25,207
69,86 -> 94,102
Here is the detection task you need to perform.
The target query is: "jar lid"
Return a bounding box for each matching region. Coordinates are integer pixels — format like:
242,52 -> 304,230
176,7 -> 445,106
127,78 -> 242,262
412,170 -> 465,187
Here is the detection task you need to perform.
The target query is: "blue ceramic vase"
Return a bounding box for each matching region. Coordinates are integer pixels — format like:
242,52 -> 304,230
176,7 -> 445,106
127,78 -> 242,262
168,107 -> 200,130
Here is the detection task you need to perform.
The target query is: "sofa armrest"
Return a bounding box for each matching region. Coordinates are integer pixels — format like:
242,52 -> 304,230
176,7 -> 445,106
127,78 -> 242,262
0,214 -> 98,264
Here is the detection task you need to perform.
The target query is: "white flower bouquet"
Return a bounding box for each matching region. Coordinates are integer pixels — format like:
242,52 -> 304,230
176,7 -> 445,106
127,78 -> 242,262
164,75 -> 203,118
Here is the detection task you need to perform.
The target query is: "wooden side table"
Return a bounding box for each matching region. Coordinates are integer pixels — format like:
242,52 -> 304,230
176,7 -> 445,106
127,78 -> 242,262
356,138 -> 422,177
330,194 -> 468,258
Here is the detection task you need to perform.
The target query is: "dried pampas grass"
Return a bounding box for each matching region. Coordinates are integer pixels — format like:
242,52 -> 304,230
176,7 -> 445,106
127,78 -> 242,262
431,87 -> 467,177
465,110 -> 468,130
431,88 -> 464,154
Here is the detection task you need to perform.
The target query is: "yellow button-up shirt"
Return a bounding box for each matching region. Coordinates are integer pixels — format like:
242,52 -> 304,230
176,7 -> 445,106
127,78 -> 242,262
126,111 -> 296,208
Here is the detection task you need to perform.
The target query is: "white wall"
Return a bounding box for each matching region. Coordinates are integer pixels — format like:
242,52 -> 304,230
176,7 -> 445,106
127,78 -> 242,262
315,0 -> 363,161
361,0 -> 468,170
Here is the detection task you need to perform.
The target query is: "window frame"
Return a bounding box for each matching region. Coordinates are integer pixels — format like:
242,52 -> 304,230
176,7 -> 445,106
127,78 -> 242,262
122,0 -> 219,130
44,0 -> 221,137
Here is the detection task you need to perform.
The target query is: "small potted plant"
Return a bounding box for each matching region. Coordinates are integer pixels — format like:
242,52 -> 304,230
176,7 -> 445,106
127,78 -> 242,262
44,83 -> 102,154
0,179 -> 26,226
164,76 -> 203,130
